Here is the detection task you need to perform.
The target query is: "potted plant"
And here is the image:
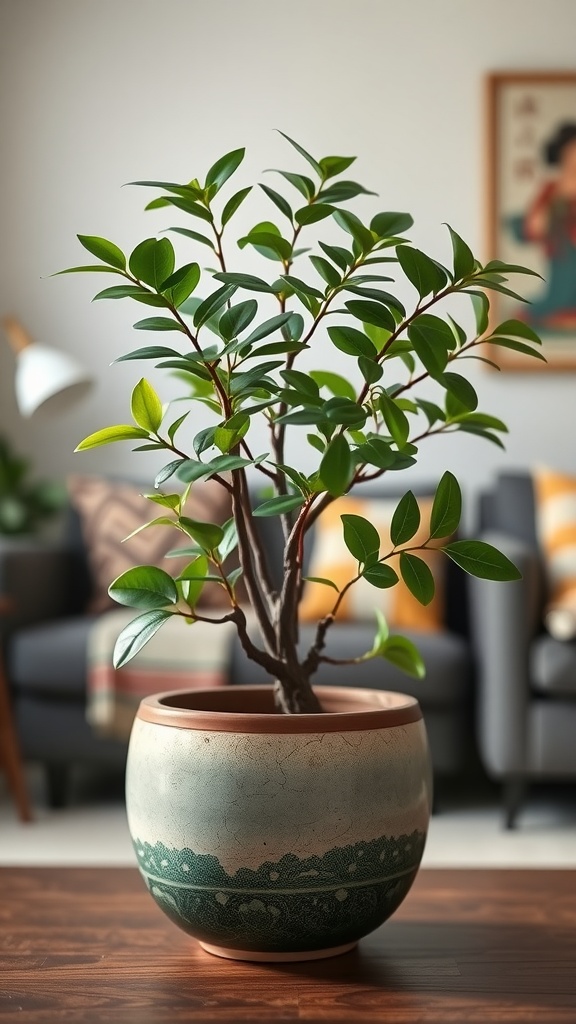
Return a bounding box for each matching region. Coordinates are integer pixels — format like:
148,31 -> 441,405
60,135 -> 541,960
0,435 -> 64,537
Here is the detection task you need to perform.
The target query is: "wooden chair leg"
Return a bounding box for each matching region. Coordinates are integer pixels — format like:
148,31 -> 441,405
0,669 -> 33,822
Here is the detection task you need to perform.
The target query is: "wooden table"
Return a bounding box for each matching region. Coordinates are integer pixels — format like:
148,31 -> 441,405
1,868 -> 575,1022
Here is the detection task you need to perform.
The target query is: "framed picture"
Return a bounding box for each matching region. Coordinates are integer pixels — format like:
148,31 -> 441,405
486,71 -> 576,370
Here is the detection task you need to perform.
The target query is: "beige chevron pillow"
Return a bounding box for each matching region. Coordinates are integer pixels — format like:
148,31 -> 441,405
534,467 -> 576,640
299,494 -> 447,631
68,475 -> 233,614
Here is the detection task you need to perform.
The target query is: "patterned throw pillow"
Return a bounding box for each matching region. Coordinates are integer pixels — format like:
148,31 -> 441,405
533,467 -> 576,640
68,475 -> 234,614
299,495 -> 448,631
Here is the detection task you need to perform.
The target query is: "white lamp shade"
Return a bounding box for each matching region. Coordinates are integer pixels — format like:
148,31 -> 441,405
14,342 -> 93,417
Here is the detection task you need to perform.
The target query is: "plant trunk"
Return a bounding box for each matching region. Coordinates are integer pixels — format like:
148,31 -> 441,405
273,671 -> 324,714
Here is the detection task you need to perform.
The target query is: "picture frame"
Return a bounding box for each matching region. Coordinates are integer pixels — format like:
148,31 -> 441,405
486,71 -> 576,370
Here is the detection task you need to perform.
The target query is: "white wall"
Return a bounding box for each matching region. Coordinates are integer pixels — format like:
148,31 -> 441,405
1,0 -> 575,514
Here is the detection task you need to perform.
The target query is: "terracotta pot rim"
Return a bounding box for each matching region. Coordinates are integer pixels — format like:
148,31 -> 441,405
136,685 -> 422,733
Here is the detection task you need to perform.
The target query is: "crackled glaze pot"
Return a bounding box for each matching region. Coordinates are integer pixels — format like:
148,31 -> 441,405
125,685 -> 432,962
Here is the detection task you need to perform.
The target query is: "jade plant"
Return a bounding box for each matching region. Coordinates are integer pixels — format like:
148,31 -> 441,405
61,134 -> 542,713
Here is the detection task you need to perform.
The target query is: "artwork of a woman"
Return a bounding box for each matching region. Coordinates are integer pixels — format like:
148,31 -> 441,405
508,122 -> 576,331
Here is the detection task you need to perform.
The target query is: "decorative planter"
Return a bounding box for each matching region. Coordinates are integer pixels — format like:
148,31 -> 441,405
126,685 -> 432,962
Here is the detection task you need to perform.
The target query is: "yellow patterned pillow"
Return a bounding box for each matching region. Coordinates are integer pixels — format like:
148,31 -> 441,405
533,467 -> 576,640
299,495 -> 447,631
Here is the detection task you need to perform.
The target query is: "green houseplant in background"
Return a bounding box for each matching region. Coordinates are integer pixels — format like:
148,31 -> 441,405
65,133 -> 541,713
58,135 -> 542,961
0,435 -> 64,536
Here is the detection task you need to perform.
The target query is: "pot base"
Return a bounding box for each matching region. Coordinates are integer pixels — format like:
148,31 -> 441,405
199,940 -> 357,962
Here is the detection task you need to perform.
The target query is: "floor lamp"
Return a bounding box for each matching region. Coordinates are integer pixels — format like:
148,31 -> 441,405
2,316 -> 93,416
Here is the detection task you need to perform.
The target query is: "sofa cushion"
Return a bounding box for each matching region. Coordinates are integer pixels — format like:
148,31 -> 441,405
8,616 -> 97,699
531,634 -> 576,697
67,475 -> 233,614
533,467 -> 576,640
298,494 -> 448,631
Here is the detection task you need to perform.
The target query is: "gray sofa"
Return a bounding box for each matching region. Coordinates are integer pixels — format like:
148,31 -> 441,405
470,471 -> 576,827
2,485 -> 474,806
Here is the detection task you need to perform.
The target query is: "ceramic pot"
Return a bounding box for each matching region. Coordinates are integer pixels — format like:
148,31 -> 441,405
126,685 -> 432,962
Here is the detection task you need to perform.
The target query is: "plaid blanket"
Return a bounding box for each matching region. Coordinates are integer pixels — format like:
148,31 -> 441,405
86,610 -> 238,741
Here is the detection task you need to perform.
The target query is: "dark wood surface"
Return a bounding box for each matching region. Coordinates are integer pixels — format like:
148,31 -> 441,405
1,867 -> 575,1022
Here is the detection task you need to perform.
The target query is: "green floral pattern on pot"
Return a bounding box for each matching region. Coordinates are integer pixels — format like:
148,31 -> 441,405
133,830 -> 426,952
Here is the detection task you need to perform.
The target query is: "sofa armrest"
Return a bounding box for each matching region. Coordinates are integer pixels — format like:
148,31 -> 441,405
468,532 -> 543,776
0,541 -> 78,637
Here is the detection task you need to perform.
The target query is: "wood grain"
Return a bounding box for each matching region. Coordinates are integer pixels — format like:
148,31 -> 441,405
1,868 -> 575,1022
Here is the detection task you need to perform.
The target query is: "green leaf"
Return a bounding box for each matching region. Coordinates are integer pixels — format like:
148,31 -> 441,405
390,491 -> 420,546
303,575 -> 340,591
129,238 -> 175,289
396,245 -> 448,298
179,517 -> 224,551
109,565 -> 178,610
175,460 -> 212,483
74,425 -> 149,451
407,317 -> 450,377
440,372 -> 478,412
166,226 -> 216,251
443,540 -> 521,581
333,209 -> 374,251
380,635 -> 425,679
490,319 -> 542,345
445,224 -> 475,279
328,325 -> 375,357
155,460 -> 184,488
488,338 -> 547,362
319,181 -> 375,203
355,438 -> 396,470
213,271 -> 276,294
295,204 -> 335,226
379,393 -> 410,448
242,312 -> 294,346
345,299 -> 396,332
160,262 -> 201,306
281,275 -> 324,299
205,148 -> 245,191
113,609 -> 173,668
115,345 -> 182,362
219,299 -> 258,341
320,434 -> 352,497
193,284 -> 237,328
239,226 -> 292,261
131,378 -> 163,432
93,285 -> 151,300
358,356 -> 383,384
177,555 -> 209,610
307,433 -> 326,454
277,130 -> 322,176
309,370 -> 356,401
399,552 -> 435,605
77,235 -> 126,270
319,154 -> 356,179
370,212 -> 414,237
469,291 -> 490,335
221,185 -> 252,226
430,471 -> 461,539
133,316 -> 184,332
341,513 -> 380,563
318,242 -> 352,271
53,264 -> 127,276
252,494 -> 306,517
362,562 -> 399,589
161,195 -> 213,222
309,255 -> 341,288
259,183 -> 293,222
